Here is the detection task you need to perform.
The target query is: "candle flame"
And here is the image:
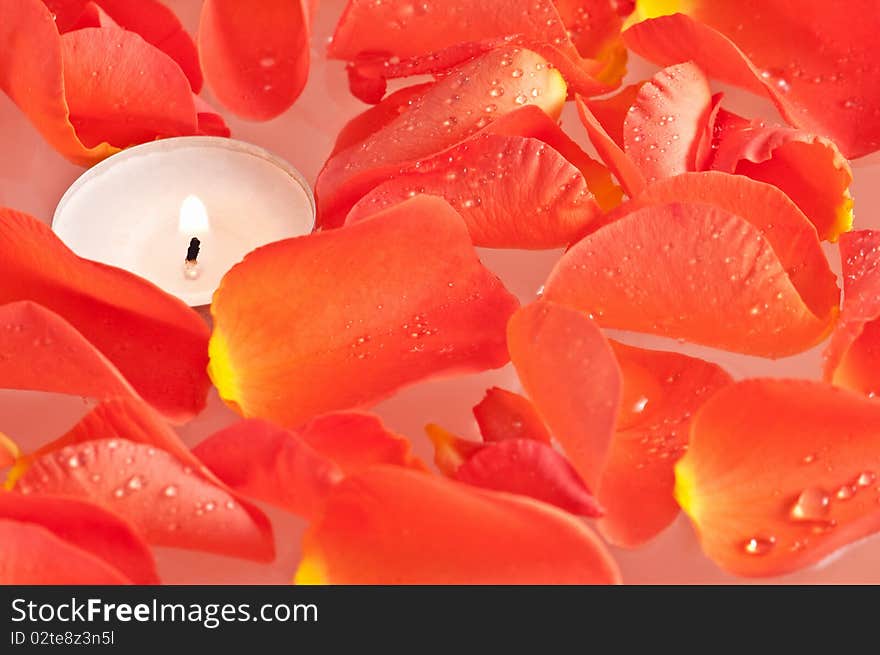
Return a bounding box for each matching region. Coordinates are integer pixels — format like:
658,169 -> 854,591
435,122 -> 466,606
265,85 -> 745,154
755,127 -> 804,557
179,194 -> 210,234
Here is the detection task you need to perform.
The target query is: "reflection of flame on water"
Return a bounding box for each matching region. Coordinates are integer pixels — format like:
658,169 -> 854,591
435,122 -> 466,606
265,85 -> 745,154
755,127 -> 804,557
179,194 -> 210,234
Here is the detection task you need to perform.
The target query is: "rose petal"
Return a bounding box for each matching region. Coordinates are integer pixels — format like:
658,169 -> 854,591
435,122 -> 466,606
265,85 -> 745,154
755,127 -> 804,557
507,300 -> 621,490
194,413 -> 426,518
316,47 -> 568,227
0,492 -> 158,584
623,62 -> 713,182
544,172 -> 839,357
295,466 -> 620,584
455,438 -> 604,517
209,195 -> 519,427
0,208 -> 211,422
424,423 -> 486,476
598,342 -> 732,547
345,133 -> 606,249
9,399 -> 275,561
473,386 -> 552,444
328,0 -> 616,102
711,120 -> 854,241
824,230 -> 880,397
677,379 -> 880,577
624,5 -> 880,158
199,0 -> 311,120
0,519 -> 131,584
45,0 -> 203,91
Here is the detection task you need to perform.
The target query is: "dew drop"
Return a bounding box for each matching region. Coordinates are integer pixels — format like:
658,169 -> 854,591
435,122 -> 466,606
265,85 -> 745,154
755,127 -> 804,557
632,396 -> 649,414
514,93 -> 528,105
836,484 -> 856,500
127,475 -> 144,491
511,68 -> 524,78
857,471 -> 876,487
789,487 -> 830,521
163,485 -> 178,498
743,536 -> 776,555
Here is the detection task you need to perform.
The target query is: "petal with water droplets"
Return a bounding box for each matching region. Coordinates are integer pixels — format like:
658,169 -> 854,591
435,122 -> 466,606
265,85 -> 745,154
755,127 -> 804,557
328,0 -> 617,102
507,300 -> 621,490
624,5 -> 880,158
598,343 -> 732,547
44,0 -> 202,91
544,173 -> 839,358
209,196 -> 519,427
711,121 -> 853,242
345,133 -> 607,249
199,0 -> 312,120
473,387 -> 552,444
0,0 -> 204,165
0,492 -> 158,584
824,230 -> 880,397
623,62 -> 714,182
194,413 -> 425,518
677,379 -> 880,577
0,209 -> 210,422
316,47 -> 568,227
295,467 -> 620,584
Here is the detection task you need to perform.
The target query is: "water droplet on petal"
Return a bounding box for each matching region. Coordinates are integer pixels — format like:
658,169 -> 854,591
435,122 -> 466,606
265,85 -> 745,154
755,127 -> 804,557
163,485 -> 178,498
790,487 -> 830,521
743,536 -> 776,555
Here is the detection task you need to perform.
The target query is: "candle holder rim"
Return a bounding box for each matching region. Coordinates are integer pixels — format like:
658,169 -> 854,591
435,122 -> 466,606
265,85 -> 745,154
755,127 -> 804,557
52,136 -> 316,230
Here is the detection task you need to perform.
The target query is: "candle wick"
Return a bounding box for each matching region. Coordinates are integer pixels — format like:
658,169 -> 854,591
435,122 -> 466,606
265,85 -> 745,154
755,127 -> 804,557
186,237 -> 201,263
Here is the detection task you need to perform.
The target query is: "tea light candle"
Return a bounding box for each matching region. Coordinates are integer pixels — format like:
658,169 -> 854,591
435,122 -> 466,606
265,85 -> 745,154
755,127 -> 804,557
52,137 -> 315,306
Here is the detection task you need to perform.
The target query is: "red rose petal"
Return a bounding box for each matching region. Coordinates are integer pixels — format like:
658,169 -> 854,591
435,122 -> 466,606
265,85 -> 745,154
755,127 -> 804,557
1,0 -> 206,164
507,300 -> 621,490
199,0 -> 312,120
598,342 -> 732,547
45,0 -> 203,91
824,230 -> 880,397
295,466 -> 620,584
316,47 -> 568,227
623,62 -> 713,182
455,438 -> 604,517
677,379 -> 880,577
544,172 -> 839,357
711,121 -> 854,241
473,386 -> 552,444
328,0 -> 617,101
345,133 -> 605,249
0,208 -> 210,422
194,413 -> 426,518
624,5 -> 880,158
0,519 -> 131,584
424,423 -> 485,476
0,492 -> 158,584
194,419 -> 342,519
15,437 -> 274,562
209,196 -> 519,427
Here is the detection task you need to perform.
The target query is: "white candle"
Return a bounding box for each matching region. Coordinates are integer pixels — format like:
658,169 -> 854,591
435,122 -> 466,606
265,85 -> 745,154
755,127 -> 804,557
52,137 -> 315,306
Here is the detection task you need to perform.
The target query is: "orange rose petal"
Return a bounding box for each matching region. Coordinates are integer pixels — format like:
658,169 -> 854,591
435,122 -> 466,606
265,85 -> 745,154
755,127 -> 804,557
199,0 -> 311,120
544,172 -> 839,357
0,492 -> 159,584
583,82 -> 643,148
193,94 -> 232,137
10,398 -> 275,561
555,0 -> 631,83
193,419 -> 343,519
195,412 -> 426,518
209,196 -> 519,427
711,121 -> 854,241
0,209 -> 211,422
455,438 -> 604,517
316,47 -> 568,227
0,519 -> 131,584
295,466 -> 620,584
15,437 -> 274,561
598,342 -> 733,547
345,133 -> 605,249
328,0 -> 615,101
576,94 -> 646,198
623,62 -> 713,182
677,379 -> 880,577
507,300 -> 621,490
46,0 -> 202,91
473,386 -> 552,444
624,6 -> 880,158
824,230 -> 880,396
424,423 -> 485,476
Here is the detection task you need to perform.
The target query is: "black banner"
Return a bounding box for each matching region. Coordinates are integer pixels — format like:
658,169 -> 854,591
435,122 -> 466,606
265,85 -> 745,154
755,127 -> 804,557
0,585 -> 863,650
